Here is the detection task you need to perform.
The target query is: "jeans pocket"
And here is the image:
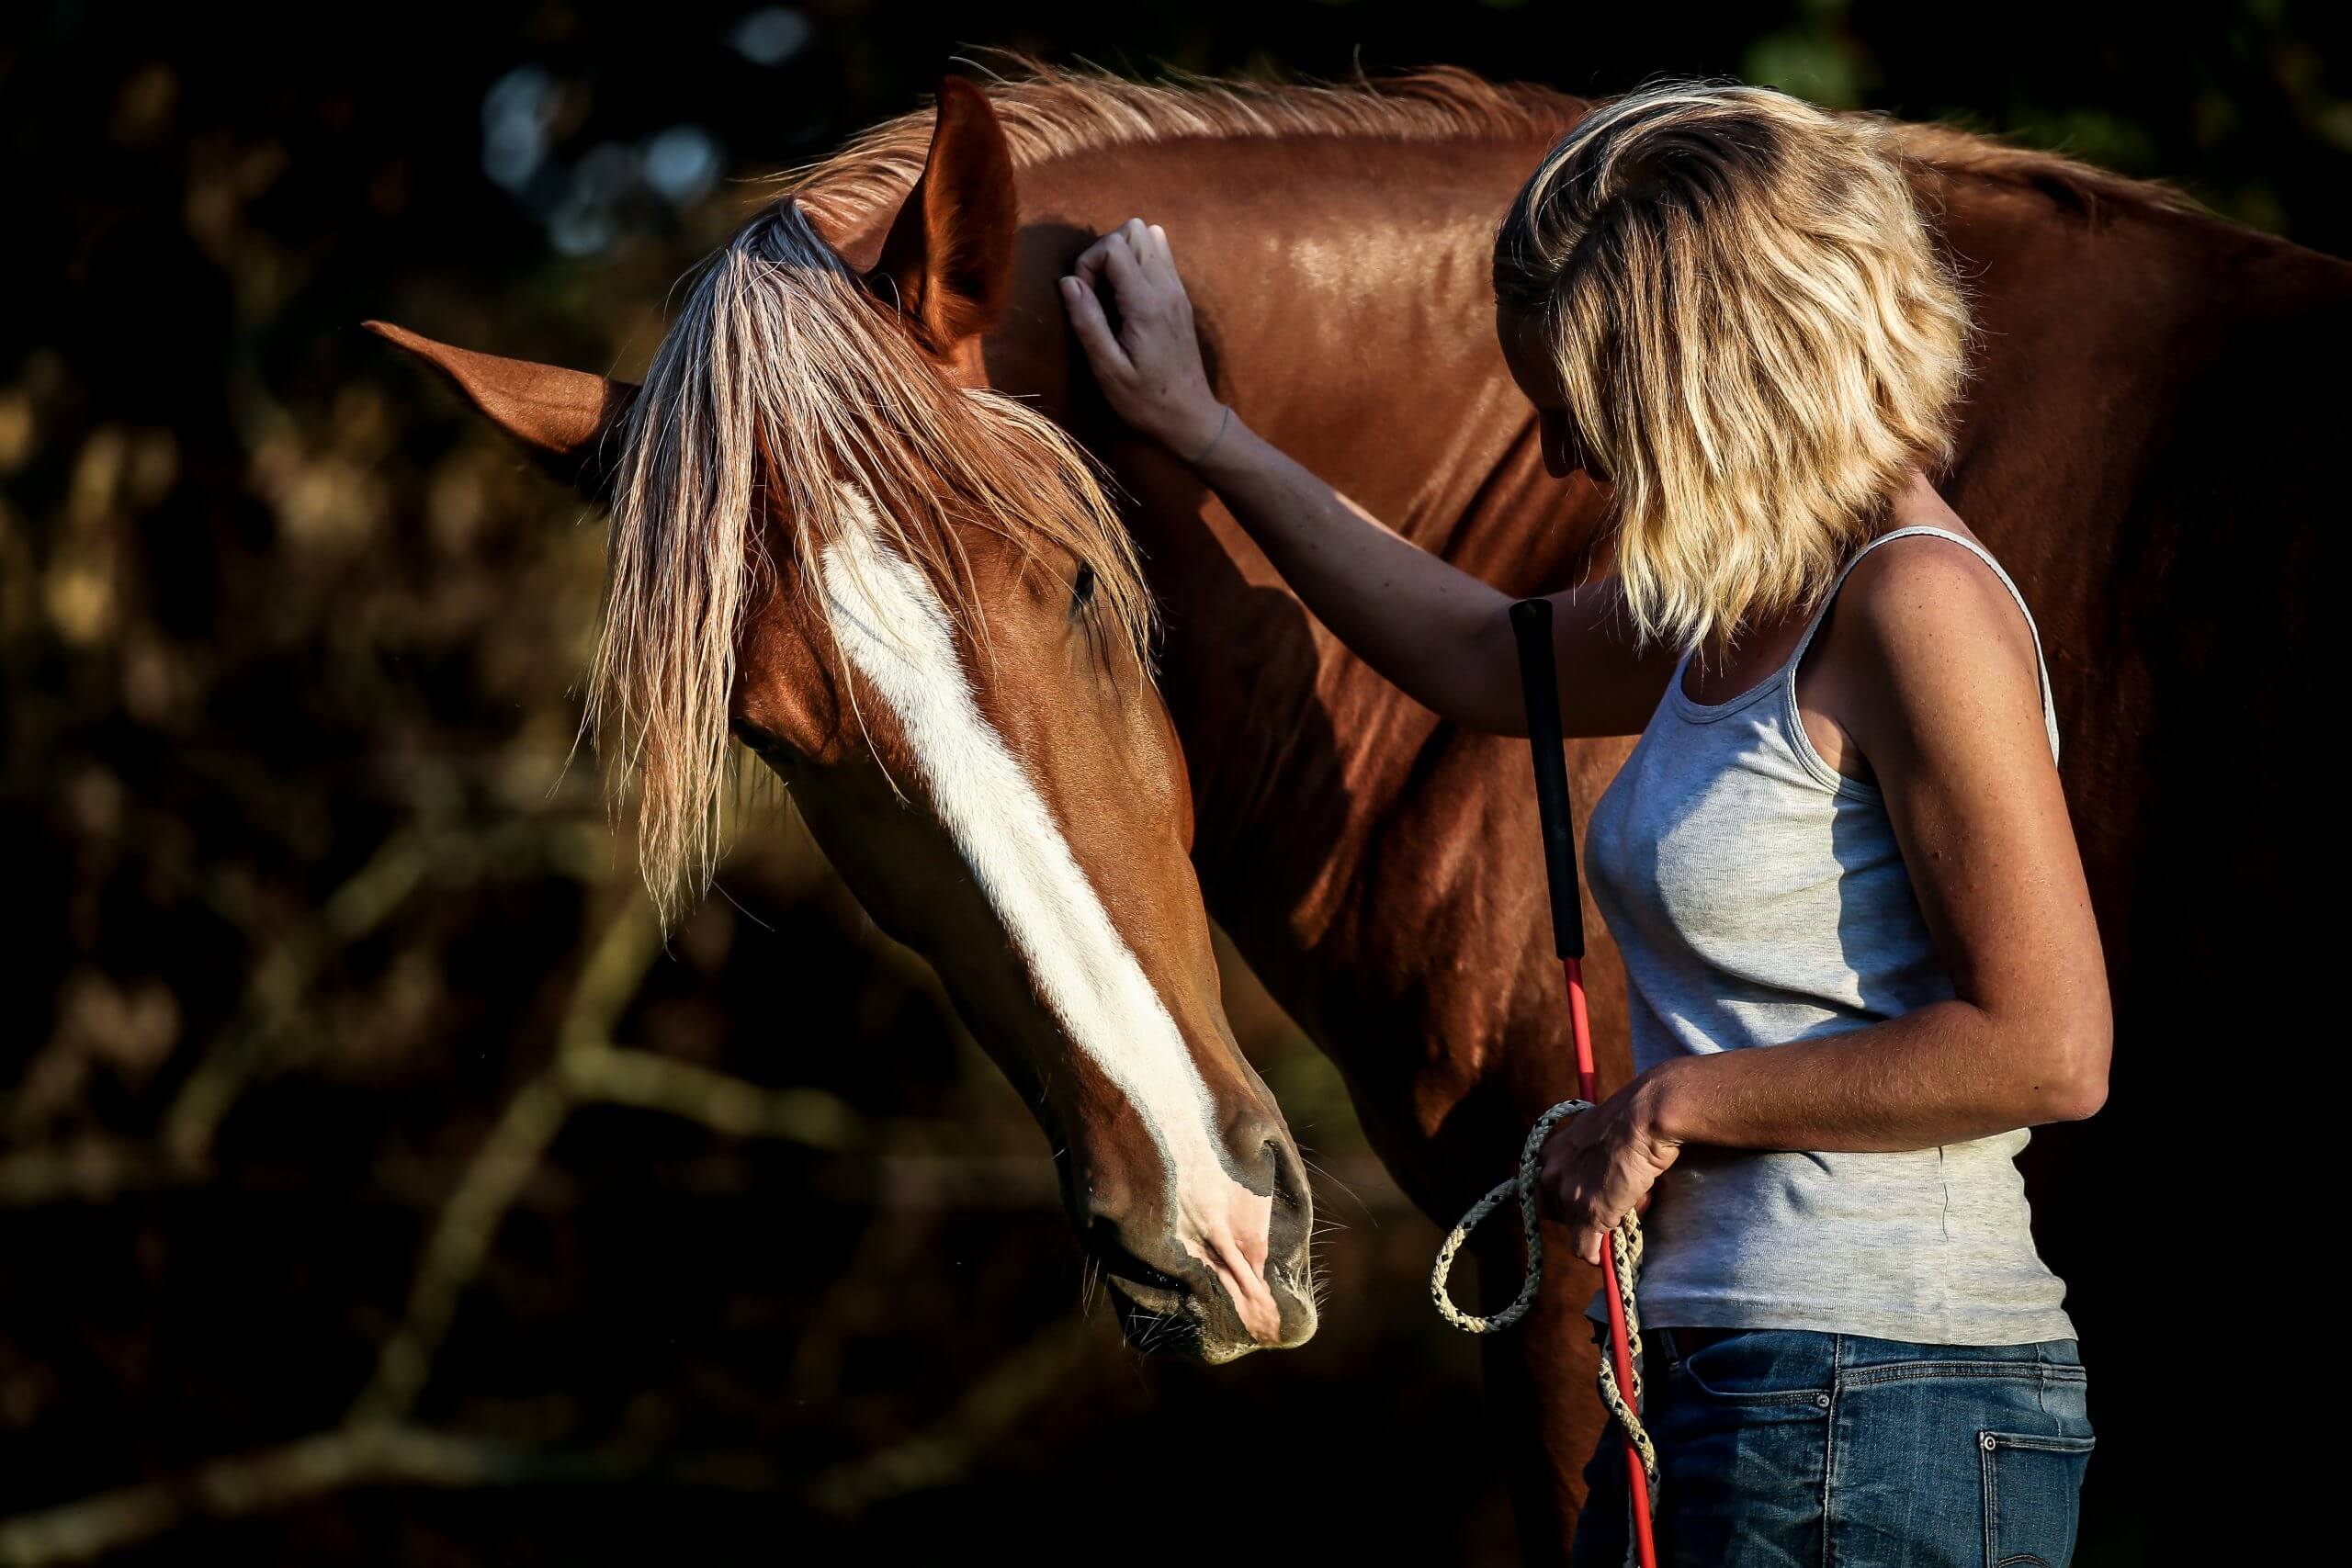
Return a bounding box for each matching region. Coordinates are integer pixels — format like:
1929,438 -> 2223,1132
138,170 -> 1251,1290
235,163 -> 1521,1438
1979,1429 -> 2094,1567
1671,1330 -> 1834,1406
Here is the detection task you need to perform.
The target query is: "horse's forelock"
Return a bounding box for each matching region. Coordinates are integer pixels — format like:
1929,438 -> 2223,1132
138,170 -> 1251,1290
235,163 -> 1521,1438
588,200 -> 1150,926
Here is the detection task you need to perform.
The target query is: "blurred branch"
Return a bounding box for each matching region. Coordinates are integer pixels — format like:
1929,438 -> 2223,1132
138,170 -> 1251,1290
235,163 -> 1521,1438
345,896 -> 660,1423
562,1043 -> 861,1148
159,825 -> 434,1161
0,819 -> 607,1212
0,1313 -> 1094,1565
0,1420 -> 790,1568
0,1299 -> 1094,1568
347,1068 -> 577,1423
802,1316 -> 1093,1518
0,1134 -> 196,1207
350,897 -> 865,1423
0,1423 -> 493,1567
161,819 -> 605,1164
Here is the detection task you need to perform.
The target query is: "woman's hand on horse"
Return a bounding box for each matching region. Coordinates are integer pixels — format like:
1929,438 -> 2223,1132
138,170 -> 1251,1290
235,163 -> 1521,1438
1538,1076 -> 1684,1266
1059,220 -> 1227,460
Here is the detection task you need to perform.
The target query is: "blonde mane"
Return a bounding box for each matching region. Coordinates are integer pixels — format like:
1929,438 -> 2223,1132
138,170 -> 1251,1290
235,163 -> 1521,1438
780,59 -> 1574,234
593,201 -> 1148,925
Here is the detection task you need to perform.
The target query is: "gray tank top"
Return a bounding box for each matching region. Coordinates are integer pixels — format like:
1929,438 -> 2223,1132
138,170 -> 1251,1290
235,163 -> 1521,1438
1582,525 -> 2075,1345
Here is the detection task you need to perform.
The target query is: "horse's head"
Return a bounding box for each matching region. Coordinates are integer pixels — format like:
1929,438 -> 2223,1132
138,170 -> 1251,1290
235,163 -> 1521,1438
370,81 -> 1313,1361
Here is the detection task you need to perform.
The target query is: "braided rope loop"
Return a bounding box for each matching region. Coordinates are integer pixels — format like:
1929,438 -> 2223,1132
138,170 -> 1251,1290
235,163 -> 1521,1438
1429,1100 -> 1660,1499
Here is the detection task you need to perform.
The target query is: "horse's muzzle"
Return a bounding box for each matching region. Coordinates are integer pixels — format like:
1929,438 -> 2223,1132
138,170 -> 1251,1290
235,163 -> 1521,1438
1090,1131 -> 1318,1362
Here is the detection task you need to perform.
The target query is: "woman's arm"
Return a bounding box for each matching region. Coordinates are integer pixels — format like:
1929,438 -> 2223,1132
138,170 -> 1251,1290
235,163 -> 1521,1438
1058,220 -> 1674,739
1539,537 -> 2112,1263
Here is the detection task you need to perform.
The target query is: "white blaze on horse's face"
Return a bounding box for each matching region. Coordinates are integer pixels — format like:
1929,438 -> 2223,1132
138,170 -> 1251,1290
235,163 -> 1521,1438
816,493 -> 1288,1350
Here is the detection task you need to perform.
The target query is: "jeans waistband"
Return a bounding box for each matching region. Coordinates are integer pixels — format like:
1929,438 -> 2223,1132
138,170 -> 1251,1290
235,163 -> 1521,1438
1621,1324 -> 2085,1376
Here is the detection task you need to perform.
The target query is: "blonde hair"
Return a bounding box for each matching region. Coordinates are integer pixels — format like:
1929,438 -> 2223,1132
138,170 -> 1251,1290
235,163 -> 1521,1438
1494,81 -> 1972,653
594,202 -> 1150,925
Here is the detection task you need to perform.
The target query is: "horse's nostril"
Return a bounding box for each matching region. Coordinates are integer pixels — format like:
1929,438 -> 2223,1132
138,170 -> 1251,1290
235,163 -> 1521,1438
1261,1136 -> 1309,1210
1226,1116 -> 1291,1180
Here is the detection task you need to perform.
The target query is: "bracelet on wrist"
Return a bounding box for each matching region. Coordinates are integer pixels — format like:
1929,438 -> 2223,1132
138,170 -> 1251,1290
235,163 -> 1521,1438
1185,405 -> 1234,467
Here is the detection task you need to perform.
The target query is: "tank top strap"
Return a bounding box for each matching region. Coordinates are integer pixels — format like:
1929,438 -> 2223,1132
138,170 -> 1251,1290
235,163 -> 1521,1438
1784,525 -> 2061,764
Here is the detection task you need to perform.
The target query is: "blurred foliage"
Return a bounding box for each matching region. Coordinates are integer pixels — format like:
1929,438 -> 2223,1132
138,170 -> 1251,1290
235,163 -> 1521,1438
3,1 -> 2344,1561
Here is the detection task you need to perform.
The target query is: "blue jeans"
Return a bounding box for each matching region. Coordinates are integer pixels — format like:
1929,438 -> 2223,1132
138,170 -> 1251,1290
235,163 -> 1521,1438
1569,1328 -> 2094,1567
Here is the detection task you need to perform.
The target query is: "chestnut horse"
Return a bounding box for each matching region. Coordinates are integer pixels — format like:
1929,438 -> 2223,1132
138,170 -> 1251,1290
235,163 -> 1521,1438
378,67 -> 2339,1561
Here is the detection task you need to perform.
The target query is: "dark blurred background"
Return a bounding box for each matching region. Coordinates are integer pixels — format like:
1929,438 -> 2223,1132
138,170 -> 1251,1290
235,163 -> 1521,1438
5,3 -> 2344,1562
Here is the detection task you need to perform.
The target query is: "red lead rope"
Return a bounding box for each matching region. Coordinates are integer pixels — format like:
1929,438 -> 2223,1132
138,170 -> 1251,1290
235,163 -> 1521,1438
1566,954 -> 1660,1568
1512,598 -> 1659,1568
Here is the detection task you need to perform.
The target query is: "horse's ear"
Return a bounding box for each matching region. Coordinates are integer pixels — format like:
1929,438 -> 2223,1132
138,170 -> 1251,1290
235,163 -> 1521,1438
365,320 -> 639,500
861,76 -> 1017,350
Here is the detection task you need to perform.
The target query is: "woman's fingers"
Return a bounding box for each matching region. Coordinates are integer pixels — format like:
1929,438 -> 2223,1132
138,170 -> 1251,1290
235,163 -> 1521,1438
1075,221 -> 1186,320
1119,215 -> 1152,262
1057,276 -> 1133,381
1538,1117 -> 1645,1266
1145,225 -> 1190,306
1072,227 -> 1136,288
1145,223 -> 1180,287
1059,220 -> 1219,455
1095,234 -> 1153,314
1070,228 -> 1126,292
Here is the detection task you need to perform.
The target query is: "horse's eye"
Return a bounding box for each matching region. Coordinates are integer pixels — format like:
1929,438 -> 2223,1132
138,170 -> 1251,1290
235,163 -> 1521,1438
1069,562 -> 1097,614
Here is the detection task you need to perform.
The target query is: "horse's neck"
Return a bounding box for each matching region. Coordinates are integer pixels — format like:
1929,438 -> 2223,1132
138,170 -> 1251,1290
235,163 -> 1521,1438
1010,139 -> 1611,1184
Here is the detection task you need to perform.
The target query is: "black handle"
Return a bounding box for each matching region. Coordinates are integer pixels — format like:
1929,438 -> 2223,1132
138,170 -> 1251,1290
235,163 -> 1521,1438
1510,598 -> 1586,960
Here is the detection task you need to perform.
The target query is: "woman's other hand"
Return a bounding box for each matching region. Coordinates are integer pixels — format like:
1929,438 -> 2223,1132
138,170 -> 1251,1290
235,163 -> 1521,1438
1058,219 -> 1227,461
1538,1073 -> 1684,1266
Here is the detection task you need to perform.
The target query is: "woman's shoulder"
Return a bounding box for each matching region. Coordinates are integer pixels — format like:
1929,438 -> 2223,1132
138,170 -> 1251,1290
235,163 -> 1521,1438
1816,504 -> 2046,728
1839,522 -> 2030,641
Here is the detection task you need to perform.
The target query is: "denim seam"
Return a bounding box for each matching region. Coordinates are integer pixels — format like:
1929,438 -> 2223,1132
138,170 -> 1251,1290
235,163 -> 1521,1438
1839,1363 -> 2084,1390
1981,1435 -> 2000,1568
1980,1430 -> 2097,1454
1822,1334 -> 1844,1568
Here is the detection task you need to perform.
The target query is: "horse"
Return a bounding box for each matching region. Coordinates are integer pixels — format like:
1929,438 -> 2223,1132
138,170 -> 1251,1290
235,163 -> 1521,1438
375,66 -> 2341,1561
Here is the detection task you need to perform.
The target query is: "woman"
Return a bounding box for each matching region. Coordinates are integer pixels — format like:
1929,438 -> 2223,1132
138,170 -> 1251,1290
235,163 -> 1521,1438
1058,83 -> 2109,1565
